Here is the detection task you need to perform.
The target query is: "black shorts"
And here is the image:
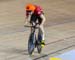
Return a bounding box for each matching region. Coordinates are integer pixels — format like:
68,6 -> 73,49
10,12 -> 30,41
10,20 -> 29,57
30,13 -> 42,25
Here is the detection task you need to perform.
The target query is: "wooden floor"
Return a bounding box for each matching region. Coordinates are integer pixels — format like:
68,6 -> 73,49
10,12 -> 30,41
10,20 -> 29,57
0,0 -> 75,60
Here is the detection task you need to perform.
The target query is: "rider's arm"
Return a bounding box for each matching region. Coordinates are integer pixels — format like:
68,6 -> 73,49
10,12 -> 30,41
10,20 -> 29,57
40,14 -> 46,25
24,11 -> 30,26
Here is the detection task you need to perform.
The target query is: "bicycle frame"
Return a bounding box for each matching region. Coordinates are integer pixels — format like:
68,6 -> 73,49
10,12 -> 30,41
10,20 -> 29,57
28,25 -> 38,55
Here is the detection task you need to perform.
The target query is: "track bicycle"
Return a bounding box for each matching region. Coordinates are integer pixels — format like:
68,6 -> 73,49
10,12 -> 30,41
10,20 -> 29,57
25,23 -> 42,55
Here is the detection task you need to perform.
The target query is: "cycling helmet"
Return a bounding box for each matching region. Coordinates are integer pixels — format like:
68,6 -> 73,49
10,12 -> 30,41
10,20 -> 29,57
26,4 -> 36,11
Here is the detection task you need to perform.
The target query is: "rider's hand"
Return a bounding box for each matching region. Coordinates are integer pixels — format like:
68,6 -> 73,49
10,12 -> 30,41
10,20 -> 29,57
24,22 -> 30,27
24,18 -> 30,26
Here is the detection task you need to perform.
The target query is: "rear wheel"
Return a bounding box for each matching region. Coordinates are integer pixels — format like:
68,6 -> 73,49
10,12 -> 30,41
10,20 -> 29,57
37,32 -> 42,54
36,41 -> 42,54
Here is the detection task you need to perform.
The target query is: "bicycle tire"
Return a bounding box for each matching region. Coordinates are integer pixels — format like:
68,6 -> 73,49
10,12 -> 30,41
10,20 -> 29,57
37,33 -> 42,54
28,33 -> 36,55
36,41 -> 42,54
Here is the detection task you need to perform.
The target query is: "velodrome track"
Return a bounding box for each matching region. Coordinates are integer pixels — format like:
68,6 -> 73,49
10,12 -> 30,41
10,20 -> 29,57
0,0 -> 75,60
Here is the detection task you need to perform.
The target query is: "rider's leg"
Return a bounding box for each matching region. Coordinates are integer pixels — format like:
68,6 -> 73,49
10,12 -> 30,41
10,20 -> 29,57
39,25 -> 45,41
38,14 -> 46,47
39,23 -> 45,48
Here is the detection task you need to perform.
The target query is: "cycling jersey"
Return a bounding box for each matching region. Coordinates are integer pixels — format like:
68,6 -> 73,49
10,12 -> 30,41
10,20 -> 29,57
34,5 -> 43,15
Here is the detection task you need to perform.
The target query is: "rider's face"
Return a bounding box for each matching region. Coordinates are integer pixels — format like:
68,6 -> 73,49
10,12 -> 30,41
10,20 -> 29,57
26,10 -> 33,15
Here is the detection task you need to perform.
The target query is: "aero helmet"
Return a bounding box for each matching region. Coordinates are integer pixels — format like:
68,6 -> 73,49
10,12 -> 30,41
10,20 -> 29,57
26,4 -> 36,11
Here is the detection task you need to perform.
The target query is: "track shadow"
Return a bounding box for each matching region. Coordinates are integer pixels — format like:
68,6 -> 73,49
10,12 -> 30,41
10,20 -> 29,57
0,48 -> 28,55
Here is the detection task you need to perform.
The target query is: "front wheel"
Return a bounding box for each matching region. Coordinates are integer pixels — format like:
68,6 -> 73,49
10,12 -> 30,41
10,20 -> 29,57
28,33 -> 36,55
28,42 -> 34,55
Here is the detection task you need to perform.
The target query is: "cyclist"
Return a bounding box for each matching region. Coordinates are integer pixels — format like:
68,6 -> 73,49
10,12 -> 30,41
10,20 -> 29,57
24,4 -> 46,47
